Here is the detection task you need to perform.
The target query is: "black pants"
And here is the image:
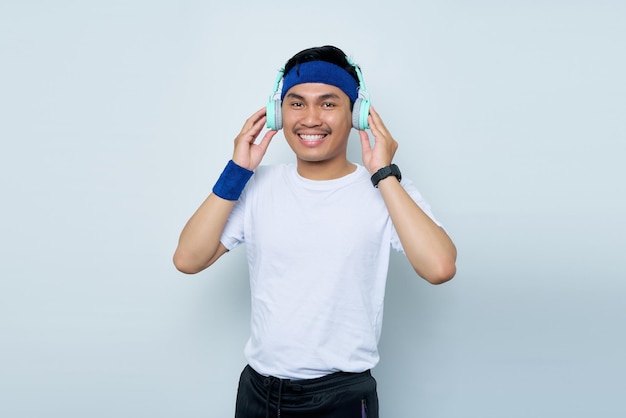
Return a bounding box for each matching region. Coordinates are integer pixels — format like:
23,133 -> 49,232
235,365 -> 379,418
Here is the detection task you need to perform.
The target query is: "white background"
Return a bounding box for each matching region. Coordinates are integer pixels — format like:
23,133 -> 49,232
1,1 -> 625,417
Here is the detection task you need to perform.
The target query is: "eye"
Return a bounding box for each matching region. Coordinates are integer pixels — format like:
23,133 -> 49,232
322,102 -> 336,108
290,102 -> 303,108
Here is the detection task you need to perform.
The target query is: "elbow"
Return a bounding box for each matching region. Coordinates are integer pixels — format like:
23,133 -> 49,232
417,258 -> 457,285
172,250 -> 203,275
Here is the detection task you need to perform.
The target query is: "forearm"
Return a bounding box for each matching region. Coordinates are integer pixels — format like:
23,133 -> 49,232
173,108 -> 276,274
377,177 -> 457,284
173,193 -> 234,274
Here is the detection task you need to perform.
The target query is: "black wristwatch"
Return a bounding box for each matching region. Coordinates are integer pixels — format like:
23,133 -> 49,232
371,164 -> 402,188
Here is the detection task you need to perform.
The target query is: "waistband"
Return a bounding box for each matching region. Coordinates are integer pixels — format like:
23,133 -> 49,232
245,364 -> 372,394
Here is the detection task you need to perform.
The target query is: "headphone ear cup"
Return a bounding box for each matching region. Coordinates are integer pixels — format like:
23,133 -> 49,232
266,100 -> 275,130
352,98 -> 362,130
359,98 -> 370,130
274,100 -> 282,130
352,98 -> 370,130
266,99 -> 282,130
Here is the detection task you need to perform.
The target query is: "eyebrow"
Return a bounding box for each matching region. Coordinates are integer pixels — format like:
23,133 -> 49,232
285,92 -> 342,101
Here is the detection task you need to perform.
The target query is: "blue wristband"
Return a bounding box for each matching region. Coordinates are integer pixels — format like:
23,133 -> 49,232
212,160 -> 254,201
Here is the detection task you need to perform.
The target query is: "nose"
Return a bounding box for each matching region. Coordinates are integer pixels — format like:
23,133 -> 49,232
301,106 -> 322,127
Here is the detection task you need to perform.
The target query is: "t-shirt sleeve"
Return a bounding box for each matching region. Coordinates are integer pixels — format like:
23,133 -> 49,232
389,177 -> 444,253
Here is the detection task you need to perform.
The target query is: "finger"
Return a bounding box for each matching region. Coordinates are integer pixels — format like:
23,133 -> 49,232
239,115 -> 268,145
240,107 -> 269,133
359,129 -> 372,152
256,129 -> 278,152
367,107 -> 390,136
250,106 -> 268,121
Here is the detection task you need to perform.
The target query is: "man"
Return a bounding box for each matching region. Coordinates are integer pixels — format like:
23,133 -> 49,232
174,45 -> 456,418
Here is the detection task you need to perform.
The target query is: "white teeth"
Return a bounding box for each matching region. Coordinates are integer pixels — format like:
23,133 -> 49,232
300,134 -> 325,141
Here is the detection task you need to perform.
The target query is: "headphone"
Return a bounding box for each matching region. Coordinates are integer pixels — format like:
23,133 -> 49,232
265,56 -> 371,131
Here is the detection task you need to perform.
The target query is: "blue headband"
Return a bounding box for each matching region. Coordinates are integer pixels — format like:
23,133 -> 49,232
280,61 -> 359,102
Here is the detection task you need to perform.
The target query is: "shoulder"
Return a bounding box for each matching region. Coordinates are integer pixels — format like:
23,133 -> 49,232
246,163 -> 296,192
254,163 -> 293,177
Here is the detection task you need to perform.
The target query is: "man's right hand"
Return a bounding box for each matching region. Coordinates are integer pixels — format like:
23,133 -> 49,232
232,107 -> 278,170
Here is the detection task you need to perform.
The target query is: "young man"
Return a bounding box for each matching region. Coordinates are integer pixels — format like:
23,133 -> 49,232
174,45 -> 456,418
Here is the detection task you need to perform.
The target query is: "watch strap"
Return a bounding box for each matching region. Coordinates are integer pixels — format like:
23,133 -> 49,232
371,164 -> 402,188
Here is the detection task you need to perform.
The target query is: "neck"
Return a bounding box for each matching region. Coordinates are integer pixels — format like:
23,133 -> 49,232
296,158 -> 356,180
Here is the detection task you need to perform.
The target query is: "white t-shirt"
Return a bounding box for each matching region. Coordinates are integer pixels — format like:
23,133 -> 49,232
220,163 -> 441,379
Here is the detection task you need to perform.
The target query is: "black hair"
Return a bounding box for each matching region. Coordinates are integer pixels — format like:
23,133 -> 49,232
283,45 -> 360,85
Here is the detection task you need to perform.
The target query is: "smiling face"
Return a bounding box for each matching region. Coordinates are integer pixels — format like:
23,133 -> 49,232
281,83 -> 354,179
